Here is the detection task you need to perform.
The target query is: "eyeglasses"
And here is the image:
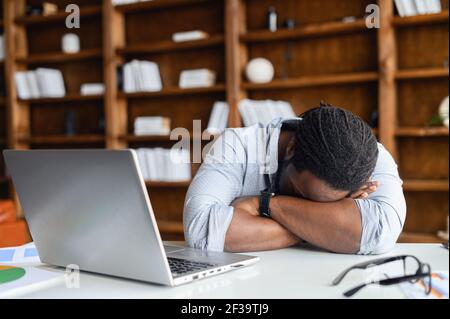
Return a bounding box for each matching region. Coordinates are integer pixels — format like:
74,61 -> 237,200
332,255 -> 432,297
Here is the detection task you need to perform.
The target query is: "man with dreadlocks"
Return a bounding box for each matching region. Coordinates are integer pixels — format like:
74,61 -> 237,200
183,102 -> 406,254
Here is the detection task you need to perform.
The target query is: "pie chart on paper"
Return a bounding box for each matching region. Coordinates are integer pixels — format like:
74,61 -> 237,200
0,265 -> 26,284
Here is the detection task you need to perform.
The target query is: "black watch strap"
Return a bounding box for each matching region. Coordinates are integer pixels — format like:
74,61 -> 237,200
259,189 -> 275,218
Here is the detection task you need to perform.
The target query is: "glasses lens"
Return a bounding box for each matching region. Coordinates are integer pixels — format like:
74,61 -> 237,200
419,264 -> 432,295
404,256 -> 421,283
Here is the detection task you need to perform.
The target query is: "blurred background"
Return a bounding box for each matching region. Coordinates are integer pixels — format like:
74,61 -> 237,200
0,0 -> 448,247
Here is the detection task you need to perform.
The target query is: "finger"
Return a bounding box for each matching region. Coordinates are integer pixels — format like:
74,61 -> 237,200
351,191 -> 363,199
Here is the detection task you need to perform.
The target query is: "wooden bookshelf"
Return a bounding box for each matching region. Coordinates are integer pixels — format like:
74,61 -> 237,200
398,232 -> 443,243
119,85 -> 226,99
117,35 -> 224,55
146,181 -> 191,188
115,0 -> 211,13
157,220 -> 184,235
243,72 -> 379,90
22,134 -> 105,145
1,0 -> 448,243
241,19 -> 370,43
396,127 -> 449,137
20,93 -> 104,104
393,10 -> 449,27
16,49 -> 103,64
403,180 -> 449,192
395,67 -> 449,80
14,5 -> 102,25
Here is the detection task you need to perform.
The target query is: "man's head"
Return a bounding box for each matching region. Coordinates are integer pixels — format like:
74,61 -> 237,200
278,103 -> 379,202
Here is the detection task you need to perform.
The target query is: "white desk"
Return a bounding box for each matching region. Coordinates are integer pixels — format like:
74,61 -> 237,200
12,243 -> 449,299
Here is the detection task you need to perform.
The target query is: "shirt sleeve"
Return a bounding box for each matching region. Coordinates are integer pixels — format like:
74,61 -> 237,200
355,143 -> 407,255
183,130 -> 247,251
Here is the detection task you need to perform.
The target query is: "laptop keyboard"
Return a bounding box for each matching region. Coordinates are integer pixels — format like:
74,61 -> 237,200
168,257 -> 217,276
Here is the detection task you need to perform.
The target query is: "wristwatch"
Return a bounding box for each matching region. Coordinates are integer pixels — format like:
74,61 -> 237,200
259,189 -> 276,218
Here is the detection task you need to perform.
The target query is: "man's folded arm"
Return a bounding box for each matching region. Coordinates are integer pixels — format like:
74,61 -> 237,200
269,144 -> 406,255
183,131 -> 298,252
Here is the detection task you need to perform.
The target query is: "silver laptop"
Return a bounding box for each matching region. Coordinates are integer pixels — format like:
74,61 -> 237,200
3,149 -> 258,286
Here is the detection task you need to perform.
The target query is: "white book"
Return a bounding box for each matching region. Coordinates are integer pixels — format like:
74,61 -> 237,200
145,149 -> 157,181
80,83 -> 105,96
428,0 -> 442,13
36,68 -> 65,97
15,72 -> 31,100
134,116 -> 171,136
403,0 -> 418,16
172,30 -> 209,43
206,102 -> 229,134
153,148 -> 165,181
51,69 -> 66,97
179,69 -> 216,89
0,35 -> 4,61
395,0 -> 407,16
130,60 -> 142,92
123,63 -> 135,93
35,68 -> 49,97
137,149 -> 149,181
139,61 -> 162,92
414,0 -> 428,14
25,71 -> 40,99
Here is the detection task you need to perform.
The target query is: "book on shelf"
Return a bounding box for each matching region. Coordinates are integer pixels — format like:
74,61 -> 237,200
395,0 -> 442,17
136,148 -> 191,182
172,30 -> 209,43
238,99 -> 297,127
15,68 -> 66,100
179,69 -> 216,89
206,102 -> 229,135
122,59 -> 162,93
134,116 -> 171,136
0,35 -> 4,62
80,83 -> 105,96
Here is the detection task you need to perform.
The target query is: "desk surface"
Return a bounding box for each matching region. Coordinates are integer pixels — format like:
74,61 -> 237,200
13,243 -> 449,299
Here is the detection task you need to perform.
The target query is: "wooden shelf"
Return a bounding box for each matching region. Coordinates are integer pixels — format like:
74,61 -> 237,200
146,181 -> 191,188
119,85 -> 226,98
115,0 -> 211,13
19,93 -> 103,104
117,35 -> 224,55
122,134 -> 174,143
393,11 -> 449,27
396,127 -> 449,137
22,135 -> 105,145
122,133 -> 214,143
241,19 -> 369,43
403,180 -> 449,192
15,5 -> 102,25
399,232 -> 444,243
243,72 -> 379,90
16,49 -> 103,64
157,220 -> 184,234
395,67 -> 449,80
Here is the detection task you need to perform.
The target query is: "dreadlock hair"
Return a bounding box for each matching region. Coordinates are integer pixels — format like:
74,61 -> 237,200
293,102 -> 379,193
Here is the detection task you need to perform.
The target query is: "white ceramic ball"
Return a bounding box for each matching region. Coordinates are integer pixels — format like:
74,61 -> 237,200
439,96 -> 449,128
62,33 -> 80,54
245,58 -> 275,84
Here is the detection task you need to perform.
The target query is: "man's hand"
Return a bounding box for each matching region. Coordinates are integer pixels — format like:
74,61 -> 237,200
231,196 -> 260,216
350,181 -> 379,199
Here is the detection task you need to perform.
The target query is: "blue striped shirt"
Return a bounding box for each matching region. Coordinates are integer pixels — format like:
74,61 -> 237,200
183,118 -> 406,255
